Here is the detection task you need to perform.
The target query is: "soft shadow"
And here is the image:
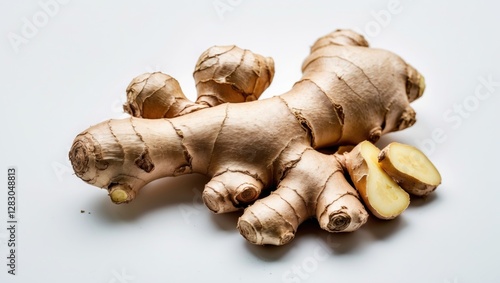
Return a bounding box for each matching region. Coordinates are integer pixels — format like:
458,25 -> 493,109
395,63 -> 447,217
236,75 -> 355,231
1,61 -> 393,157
88,174 -> 209,223
86,171 -> 413,259
375,136 -> 394,149
210,211 -> 241,232
318,230 -> 368,255
363,215 -> 407,240
243,215 -> 408,261
314,215 -> 408,255
243,241 -> 294,261
409,192 -> 439,208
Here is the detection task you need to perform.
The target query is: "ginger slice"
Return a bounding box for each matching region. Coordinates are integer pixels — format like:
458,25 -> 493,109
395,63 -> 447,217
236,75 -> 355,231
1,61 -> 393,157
346,141 -> 410,220
378,142 -> 441,197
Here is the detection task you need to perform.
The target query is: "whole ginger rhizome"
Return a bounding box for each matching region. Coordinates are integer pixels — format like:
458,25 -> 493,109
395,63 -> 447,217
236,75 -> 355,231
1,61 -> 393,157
69,29 -> 441,246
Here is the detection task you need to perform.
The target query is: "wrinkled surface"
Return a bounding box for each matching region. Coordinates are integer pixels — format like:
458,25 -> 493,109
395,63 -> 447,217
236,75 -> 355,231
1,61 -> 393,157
69,29 -> 430,245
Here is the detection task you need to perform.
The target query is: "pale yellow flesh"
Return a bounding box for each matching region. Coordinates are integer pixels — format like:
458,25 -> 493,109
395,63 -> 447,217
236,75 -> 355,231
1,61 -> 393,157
361,142 -> 410,219
110,189 -> 128,203
386,143 -> 441,186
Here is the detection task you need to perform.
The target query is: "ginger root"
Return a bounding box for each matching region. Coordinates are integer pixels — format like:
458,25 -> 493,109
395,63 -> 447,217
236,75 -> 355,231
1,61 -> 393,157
69,29 -> 439,245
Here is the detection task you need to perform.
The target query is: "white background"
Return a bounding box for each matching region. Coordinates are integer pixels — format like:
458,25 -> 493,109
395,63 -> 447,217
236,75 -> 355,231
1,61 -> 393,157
1,0 -> 499,282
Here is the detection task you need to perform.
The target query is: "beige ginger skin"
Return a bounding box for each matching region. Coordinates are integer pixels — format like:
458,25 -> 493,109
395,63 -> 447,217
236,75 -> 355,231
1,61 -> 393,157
69,29 -> 436,246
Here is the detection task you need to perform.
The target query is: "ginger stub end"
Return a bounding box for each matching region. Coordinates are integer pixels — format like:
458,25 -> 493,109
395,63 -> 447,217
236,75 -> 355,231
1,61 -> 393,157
108,184 -> 136,204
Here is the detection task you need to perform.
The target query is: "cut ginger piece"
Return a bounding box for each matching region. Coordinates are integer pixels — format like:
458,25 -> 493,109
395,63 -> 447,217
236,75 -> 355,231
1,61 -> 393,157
378,142 -> 441,197
345,141 -> 410,220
